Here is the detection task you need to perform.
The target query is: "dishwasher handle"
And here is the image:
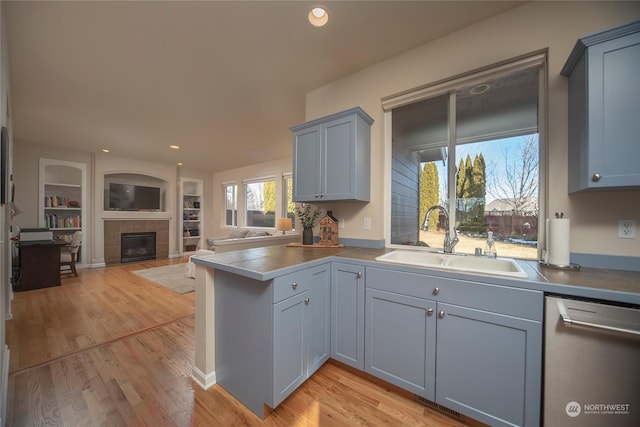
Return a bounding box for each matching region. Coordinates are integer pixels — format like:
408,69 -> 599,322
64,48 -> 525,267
557,300 -> 640,337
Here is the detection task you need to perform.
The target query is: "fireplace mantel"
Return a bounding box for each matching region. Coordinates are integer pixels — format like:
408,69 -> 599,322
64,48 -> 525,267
102,211 -> 172,220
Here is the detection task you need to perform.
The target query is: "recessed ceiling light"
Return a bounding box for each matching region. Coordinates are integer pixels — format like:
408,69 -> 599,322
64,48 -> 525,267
102,148 -> 110,153
470,83 -> 490,95
170,145 -> 180,150
308,6 -> 329,27
177,162 -> 183,166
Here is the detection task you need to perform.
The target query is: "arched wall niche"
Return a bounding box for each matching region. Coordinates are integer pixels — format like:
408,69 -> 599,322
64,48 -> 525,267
103,172 -> 169,212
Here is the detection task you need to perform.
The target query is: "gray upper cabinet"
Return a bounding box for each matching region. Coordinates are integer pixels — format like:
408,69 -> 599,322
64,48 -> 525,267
291,107 -> 373,202
562,21 -> 640,192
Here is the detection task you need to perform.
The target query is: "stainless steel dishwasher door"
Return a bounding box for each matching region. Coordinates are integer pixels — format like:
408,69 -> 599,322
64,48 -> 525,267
544,296 -> 640,426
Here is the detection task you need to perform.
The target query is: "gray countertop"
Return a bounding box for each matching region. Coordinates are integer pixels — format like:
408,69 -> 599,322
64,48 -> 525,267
192,245 -> 640,305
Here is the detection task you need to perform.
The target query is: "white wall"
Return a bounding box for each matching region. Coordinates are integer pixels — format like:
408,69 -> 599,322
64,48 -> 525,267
1,2 -> 11,423
304,1 -> 640,259
210,157 -> 293,237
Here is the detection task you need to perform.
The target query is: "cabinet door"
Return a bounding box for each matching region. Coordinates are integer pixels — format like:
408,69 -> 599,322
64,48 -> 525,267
331,262 -> 365,369
307,264 -> 330,376
322,115 -> 356,200
292,125 -> 321,201
273,292 -> 308,407
365,289 -> 436,399
586,32 -> 640,189
436,303 -> 541,427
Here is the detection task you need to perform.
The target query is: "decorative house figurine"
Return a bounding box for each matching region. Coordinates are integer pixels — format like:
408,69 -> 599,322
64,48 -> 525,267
319,211 -> 339,246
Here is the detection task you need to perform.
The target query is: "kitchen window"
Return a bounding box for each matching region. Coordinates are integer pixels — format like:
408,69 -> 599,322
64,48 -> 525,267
384,53 -> 547,260
245,177 -> 276,228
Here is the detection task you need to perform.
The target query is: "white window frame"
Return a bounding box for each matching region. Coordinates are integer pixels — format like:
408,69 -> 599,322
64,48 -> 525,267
243,175 -> 277,229
223,182 -> 238,228
282,172 -> 295,230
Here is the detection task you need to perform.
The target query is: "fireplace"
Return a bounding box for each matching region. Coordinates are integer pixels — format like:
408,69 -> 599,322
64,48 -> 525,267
121,232 -> 156,263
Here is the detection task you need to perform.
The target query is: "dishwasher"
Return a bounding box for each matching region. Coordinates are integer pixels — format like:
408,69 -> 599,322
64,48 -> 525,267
544,296 -> 640,426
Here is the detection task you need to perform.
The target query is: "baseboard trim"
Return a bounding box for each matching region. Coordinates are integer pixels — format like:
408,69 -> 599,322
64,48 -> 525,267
191,366 -> 216,390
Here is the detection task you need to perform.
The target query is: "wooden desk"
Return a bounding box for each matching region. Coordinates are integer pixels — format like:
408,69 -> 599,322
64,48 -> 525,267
16,240 -> 67,291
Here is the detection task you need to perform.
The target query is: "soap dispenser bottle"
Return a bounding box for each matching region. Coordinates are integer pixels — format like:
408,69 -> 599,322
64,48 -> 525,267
484,231 -> 497,258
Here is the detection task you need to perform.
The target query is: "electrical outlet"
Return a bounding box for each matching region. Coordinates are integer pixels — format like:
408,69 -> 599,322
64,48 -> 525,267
363,217 -> 371,230
617,219 -> 636,239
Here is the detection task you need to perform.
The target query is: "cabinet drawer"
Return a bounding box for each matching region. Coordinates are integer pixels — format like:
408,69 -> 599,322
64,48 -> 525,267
273,270 -> 308,303
366,267 -> 543,320
367,267 -> 432,296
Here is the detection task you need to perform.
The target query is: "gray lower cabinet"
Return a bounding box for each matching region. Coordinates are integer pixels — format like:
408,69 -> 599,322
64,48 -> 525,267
291,107 -> 373,202
365,288 -> 436,399
214,264 -> 330,418
273,264 -> 330,407
562,21 -> 640,192
307,264 -> 331,376
273,291 -> 308,406
435,302 -> 542,427
330,262 -> 365,369
365,266 -> 542,427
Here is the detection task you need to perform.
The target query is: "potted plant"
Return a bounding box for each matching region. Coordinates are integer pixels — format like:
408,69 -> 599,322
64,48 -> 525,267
295,204 -> 321,245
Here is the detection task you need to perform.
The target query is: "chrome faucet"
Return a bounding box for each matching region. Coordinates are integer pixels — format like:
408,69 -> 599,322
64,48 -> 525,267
422,205 -> 459,253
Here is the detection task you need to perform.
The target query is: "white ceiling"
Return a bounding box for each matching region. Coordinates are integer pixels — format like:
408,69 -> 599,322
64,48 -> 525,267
5,1 -> 525,173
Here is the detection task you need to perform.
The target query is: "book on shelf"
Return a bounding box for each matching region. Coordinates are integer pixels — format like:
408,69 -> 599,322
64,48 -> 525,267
45,214 -> 81,229
44,195 -> 80,208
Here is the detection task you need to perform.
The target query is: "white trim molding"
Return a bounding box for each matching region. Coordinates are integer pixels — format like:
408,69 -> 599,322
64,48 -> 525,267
191,366 -> 217,390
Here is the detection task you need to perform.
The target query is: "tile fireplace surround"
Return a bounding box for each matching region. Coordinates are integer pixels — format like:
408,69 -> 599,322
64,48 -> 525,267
104,220 -> 169,265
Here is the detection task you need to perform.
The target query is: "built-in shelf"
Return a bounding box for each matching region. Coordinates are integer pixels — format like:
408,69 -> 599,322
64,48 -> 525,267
180,178 -> 204,254
39,158 -> 87,259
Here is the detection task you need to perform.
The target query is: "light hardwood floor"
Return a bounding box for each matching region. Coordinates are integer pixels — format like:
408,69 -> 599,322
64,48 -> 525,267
6,258 -> 473,426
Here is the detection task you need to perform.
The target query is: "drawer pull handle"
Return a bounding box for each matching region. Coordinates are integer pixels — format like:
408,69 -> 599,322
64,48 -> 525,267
433,287 -> 440,295
426,308 -> 434,316
356,272 -> 363,278
592,173 -> 602,182
304,298 -> 310,305
438,311 -> 445,318
291,282 -> 298,290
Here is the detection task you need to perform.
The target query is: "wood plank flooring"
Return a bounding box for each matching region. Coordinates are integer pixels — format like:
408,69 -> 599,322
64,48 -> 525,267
6,258 -> 473,426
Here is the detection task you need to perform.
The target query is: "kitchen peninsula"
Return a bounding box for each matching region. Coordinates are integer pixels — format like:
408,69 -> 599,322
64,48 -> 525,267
190,245 -> 640,426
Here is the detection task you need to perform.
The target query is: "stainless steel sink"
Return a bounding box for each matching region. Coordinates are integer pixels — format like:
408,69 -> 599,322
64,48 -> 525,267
375,250 -> 528,278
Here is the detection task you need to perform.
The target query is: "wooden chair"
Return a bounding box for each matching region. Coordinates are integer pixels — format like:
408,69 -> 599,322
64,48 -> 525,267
61,231 -> 83,277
